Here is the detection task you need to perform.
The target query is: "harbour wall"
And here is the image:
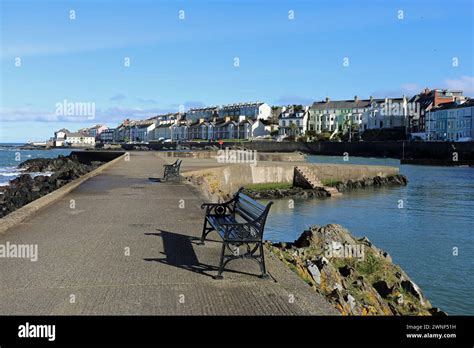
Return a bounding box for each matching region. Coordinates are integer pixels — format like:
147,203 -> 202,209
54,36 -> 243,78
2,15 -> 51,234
183,163 -> 399,198
121,141 -> 474,162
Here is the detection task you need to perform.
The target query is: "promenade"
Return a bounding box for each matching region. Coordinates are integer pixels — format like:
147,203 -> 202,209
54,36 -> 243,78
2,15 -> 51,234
0,152 -> 337,315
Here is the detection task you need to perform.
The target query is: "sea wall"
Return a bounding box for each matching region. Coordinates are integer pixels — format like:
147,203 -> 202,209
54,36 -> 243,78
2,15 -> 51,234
184,163 -> 399,199
162,150 -> 305,162
122,141 -> 474,163
234,141 -> 474,162
71,150 -> 125,164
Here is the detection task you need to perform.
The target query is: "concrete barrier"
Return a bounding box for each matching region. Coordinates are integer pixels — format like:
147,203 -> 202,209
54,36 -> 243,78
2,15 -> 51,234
0,153 -> 126,235
184,162 -> 399,197
163,150 -> 305,162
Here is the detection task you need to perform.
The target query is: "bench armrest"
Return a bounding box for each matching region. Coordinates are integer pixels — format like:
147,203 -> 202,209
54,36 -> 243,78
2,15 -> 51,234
201,202 -> 233,216
200,187 -> 245,211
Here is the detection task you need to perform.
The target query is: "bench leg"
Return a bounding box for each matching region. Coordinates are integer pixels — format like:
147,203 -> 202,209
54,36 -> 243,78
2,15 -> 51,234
214,243 -> 226,280
200,219 -> 210,244
259,243 -> 269,279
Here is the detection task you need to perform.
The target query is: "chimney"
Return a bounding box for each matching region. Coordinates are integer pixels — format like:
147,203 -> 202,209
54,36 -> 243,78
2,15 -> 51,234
325,97 -> 330,103
354,95 -> 359,102
238,115 -> 246,122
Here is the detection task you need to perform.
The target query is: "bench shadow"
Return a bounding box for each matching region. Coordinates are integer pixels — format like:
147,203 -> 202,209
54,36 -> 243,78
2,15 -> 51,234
144,229 -> 260,278
148,177 -> 164,182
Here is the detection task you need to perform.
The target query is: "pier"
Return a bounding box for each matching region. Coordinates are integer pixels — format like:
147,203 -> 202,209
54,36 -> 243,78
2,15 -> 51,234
0,152 -> 338,315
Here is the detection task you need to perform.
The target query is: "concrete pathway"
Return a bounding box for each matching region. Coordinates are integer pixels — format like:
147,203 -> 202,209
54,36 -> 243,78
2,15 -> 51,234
0,152 -> 337,315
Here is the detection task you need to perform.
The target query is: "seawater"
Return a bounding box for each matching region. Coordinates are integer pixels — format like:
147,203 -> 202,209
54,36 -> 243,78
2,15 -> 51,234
263,155 -> 474,315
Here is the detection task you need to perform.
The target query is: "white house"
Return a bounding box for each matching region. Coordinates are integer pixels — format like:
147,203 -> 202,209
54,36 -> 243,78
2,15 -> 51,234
237,119 -> 274,139
278,107 -> 309,137
64,133 -> 95,147
364,97 -> 409,131
218,102 -> 272,120
53,128 -> 70,147
153,122 -> 175,141
186,107 -> 219,122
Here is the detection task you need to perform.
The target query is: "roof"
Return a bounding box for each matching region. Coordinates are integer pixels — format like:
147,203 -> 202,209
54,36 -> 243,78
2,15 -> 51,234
279,111 -> 308,119
220,102 -> 264,110
215,120 -> 237,127
238,119 -> 253,125
66,132 -> 94,138
311,99 -> 373,110
188,107 -> 218,112
432,99 -> 474,111
260,119 -> 278,126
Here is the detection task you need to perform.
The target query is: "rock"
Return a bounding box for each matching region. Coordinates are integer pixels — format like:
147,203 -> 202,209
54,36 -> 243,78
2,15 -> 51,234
373,280 -> 393,298
352,277 -> 364,289
339,265 -> 353,278
428,307 -> 448,316
268,223 -> 437,316
401,280 -> 425,305
0,155 -> 104,218
306,261 -> 321,285
379,250 -> 392,262
315,255 -> 329,269
345,294 -> 357,312
358,236 -> 372,247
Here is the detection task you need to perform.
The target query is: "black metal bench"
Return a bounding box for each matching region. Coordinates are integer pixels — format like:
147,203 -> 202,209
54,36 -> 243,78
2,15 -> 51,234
163,159 -> 182,181
200,187 -> 273,279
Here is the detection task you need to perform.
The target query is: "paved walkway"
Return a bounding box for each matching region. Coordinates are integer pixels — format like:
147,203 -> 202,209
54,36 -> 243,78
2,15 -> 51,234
0,152 -> 337,315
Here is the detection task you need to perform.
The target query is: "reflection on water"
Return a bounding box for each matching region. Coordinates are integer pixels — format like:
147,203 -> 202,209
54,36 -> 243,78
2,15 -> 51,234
262,155 -> 474,315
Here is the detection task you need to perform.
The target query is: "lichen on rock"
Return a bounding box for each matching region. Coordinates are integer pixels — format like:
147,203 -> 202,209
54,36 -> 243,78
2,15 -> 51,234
266,224 -> 445,316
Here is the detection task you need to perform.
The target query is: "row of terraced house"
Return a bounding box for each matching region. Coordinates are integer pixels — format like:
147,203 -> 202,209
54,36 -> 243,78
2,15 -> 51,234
52,89 -> 473,146
110,102 -> 278,142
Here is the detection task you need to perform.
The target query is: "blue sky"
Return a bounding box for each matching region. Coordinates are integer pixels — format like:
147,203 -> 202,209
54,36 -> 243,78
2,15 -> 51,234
1,0 -> 473,142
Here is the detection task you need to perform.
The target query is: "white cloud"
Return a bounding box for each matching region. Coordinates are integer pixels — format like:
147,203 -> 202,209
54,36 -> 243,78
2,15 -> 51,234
0,105 -> 177,124
443,76 -> 474,95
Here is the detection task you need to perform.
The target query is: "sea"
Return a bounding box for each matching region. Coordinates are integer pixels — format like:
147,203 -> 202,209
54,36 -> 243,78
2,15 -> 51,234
0,143 -> 71,186
263,155 -> 474,315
